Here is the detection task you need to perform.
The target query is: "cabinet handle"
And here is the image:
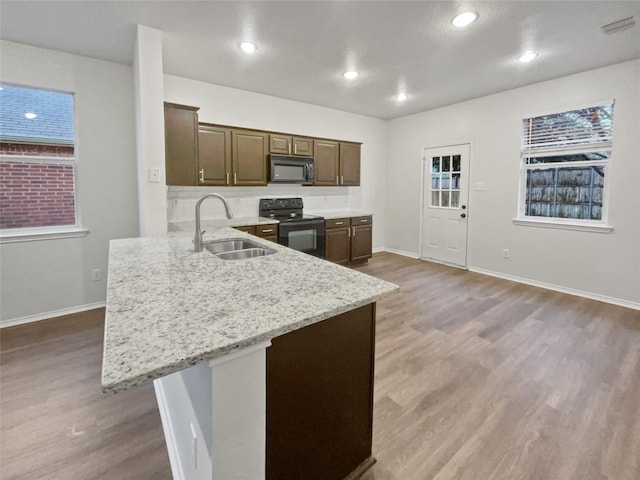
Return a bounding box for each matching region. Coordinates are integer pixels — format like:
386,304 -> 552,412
341,176 -> 344,185
360,219 -> 368,223
199,169 -> 204,183
348,227 -> 351,237
352,227 -> 355,238
288,143 -> 291,155
234,172 -> 237,185
261,229 -> 274,233
226,172 -> 230,184
294,144 -> 297,154
335,221 -> 343,225
336,176 -> 339,185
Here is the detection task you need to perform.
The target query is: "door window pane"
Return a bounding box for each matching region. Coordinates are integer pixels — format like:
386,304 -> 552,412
441,173 -> 450,189
442,156 -> 451,172
452,155 -> 461,172
451,191 -> 460,208
431,191 -> 440,207
432,175 -> 440,189
441,191 -> 450,207
431,156 -> 441,173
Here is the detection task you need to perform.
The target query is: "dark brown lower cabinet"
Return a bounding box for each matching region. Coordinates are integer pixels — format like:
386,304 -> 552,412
325,216 -> 372,265
232,224 -> 278,243
266,303 -> 376,480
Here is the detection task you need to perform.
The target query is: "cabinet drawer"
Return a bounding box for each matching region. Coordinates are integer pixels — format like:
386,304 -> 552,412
233,225 -> 256,234
351,216 -> 372,226
256,224 -> 278,237
325,218 -> 351,229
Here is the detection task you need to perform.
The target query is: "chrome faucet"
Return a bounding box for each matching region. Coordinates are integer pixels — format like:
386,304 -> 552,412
194,193 -> 233,252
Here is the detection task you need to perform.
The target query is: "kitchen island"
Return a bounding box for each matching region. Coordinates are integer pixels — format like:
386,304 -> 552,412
101,228 -> 397,479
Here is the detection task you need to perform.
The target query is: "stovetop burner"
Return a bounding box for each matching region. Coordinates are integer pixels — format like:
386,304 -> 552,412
259,198 -> 324,223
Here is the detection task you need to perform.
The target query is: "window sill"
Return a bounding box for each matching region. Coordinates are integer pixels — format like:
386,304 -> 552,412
512,218 -> 613,233
0,226 -> 90,244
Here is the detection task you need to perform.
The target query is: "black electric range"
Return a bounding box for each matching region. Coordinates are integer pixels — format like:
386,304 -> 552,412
259,198 -> 325,257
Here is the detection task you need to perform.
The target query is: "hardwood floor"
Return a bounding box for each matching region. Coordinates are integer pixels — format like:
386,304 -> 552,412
0,309 -> 171,479
1,252 -> 639,479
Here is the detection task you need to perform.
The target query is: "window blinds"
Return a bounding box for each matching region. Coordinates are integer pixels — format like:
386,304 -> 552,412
522,103 -> 614,155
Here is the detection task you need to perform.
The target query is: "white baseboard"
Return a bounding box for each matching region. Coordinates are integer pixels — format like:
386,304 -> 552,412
379,247 -> 420,259
153,378 -> 185,480
0,301 -> 106,329
469,267 -> 640,311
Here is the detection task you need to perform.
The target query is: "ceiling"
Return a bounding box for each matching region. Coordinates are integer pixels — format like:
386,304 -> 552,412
1,1 -> 639,119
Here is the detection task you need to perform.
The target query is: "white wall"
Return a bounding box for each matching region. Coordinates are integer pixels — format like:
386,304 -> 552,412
162,75 -> 388,249
386,60 -> 640,306
0,41 -> 139,323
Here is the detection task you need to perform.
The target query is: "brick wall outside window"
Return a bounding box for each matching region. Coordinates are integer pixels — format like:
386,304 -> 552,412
0,161 -> 76,229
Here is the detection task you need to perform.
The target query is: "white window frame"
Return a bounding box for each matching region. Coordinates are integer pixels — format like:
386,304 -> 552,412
514,101 -> 614,233
0,153 -> 88,243
0,85 -> 88,243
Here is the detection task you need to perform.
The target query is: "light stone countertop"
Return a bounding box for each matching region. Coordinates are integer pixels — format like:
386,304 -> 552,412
101,228 -> 398,394
307,210 -> 373,220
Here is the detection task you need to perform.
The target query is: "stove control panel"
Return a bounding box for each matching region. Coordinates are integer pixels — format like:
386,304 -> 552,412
259,197 -> 304,211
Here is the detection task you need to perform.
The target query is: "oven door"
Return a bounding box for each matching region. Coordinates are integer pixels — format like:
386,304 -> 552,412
278,220 -> 325,258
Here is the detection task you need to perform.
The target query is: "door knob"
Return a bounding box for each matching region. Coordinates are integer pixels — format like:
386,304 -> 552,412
461,213 -> 467,218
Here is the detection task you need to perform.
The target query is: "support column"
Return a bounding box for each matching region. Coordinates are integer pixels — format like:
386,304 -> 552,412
133,24 -> 167,236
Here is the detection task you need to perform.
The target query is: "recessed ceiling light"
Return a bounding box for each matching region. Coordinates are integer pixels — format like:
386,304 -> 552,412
451,11 -> 479,28
343,71 -> 359,80
396,93 -> 409,102
25,112 -> 37,119
239,42 -> 257,54
518,51 -> 539,63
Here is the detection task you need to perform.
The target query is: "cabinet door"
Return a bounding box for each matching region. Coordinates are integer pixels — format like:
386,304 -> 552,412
313,140 -> 339,186
325,226 -> 351,264
164,103 -> 199,186
292,137 -> 313,156
269,134 -> 292,155
340,142 -> 361,186
198,125 -> 231,185
351,224 -> 372,261
232,130 -> 268,186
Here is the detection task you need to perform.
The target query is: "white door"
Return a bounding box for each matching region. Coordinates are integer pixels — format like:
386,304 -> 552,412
421,144 -> 470,267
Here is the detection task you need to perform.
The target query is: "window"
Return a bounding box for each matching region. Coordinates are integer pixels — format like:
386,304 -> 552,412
0,84 -> 82,239
518,102 -> 614,228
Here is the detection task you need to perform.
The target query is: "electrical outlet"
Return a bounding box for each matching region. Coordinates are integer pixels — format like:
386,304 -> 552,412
91,269 -> 103,281
502,249 -> 510,259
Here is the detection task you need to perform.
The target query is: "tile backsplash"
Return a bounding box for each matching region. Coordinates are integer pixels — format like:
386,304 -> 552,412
167,185 -> 353,223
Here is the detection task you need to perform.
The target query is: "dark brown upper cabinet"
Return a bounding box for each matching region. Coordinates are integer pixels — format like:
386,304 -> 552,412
164,103 -> 199,186
197,124 -> 231,186
269,134 -> 314,156
232,129 -> 269,186
314,140 -> 361,186
340,142 -> 361,186
313,139 -> 340,186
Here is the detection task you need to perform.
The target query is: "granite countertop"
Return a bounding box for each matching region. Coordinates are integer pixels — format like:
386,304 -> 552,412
308,210 -> 373,220
101,228 -> 398,394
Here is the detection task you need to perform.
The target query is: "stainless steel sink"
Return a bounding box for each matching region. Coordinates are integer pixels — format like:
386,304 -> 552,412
204,238 -> 277,260
215,248 -> 274,260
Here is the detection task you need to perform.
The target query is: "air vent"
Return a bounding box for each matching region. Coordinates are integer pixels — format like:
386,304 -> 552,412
601,16 -> 636,35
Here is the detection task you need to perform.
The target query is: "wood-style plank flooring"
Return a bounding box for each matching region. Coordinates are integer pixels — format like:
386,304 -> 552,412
2,252 -> 639,479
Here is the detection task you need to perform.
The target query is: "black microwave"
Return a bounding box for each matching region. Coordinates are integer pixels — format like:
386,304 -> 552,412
269,155 -> 314,185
